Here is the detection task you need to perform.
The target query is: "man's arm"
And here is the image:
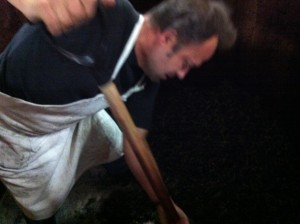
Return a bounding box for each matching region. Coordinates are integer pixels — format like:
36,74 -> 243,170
7,0 -> 115,35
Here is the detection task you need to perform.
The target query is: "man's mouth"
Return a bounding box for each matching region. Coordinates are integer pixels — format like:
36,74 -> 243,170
164,74 -> 175,80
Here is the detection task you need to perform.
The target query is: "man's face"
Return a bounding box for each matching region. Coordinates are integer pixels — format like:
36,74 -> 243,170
142,35 -> 218,82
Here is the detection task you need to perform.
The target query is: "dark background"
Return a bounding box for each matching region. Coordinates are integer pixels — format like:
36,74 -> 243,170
130,0 -> 299,148
1,0 -> 299,223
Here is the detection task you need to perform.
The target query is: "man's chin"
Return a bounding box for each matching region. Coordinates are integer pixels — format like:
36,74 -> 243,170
146,73 -> 161,82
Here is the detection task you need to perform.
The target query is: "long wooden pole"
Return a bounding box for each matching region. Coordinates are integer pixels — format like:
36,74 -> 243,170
100,81 -> 179,224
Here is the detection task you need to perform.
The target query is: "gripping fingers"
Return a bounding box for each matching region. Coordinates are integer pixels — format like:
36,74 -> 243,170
40,0 -> 98,35
52,0 -> 92,34
34,0 -> 115,35
53,0 -> 77,33
37,0 -> 64,35
99,0 -> 116,7
77,0 -> 98,20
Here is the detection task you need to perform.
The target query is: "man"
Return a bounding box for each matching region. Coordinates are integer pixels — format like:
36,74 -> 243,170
0,0 -> 237,223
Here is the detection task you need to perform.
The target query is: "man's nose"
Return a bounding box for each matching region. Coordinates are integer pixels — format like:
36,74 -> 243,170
176,69 -> 188,80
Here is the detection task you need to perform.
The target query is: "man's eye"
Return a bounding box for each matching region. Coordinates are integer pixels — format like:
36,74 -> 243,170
182,60 -> 190,70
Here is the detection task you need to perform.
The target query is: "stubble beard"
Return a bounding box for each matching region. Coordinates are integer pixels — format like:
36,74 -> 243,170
142,51 -> 163,83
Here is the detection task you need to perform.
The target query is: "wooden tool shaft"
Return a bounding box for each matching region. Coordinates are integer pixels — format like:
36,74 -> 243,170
100,81 -> 179,223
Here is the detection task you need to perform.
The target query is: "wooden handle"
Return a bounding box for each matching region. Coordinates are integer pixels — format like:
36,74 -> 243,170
157,204 -> 170,224
100,81 -> 179,223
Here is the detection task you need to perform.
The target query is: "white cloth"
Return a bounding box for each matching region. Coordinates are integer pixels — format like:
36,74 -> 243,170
0,92 -> 123,219
0,15 -> 145,220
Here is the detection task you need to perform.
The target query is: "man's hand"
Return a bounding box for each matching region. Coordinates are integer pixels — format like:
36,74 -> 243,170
7,0 -> 115,35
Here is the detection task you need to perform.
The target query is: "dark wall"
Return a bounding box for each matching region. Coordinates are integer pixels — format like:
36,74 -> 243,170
226,0 -> 299,146
233,0 -> 299,146
0,2 -> 26,51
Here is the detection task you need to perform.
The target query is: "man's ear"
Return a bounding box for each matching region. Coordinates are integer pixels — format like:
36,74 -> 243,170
160,29 -> 178,47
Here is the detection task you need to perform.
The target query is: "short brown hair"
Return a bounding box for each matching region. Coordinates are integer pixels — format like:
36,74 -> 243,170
148,0 -> 237,50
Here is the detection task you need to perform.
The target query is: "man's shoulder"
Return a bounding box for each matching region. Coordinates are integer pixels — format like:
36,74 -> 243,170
92,1 -> 140,84
98,0 -> 139,29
